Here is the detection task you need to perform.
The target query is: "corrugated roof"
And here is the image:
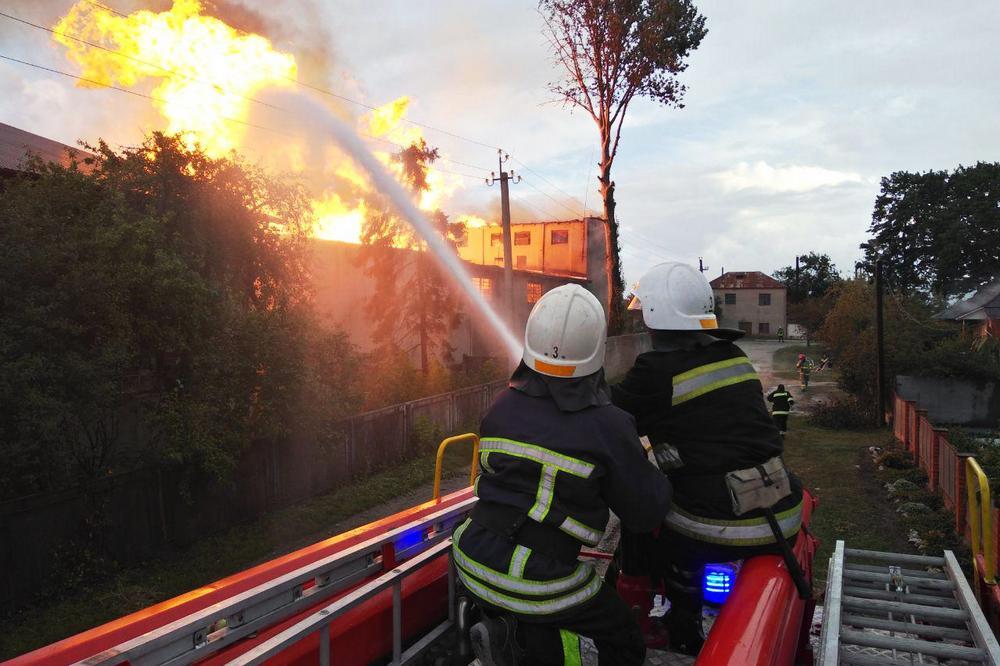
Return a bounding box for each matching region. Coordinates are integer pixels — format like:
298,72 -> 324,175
710,271 -> 786,290
0,123 -> 92,173
934,280 -> 1000,320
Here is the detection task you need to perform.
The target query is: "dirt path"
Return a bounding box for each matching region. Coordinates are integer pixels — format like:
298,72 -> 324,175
737,339 -> 839,413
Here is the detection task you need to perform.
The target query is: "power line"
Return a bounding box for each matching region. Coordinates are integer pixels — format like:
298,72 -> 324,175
0,54 -> 282,136
509,155 -> 584,214
519,176 -> 582,219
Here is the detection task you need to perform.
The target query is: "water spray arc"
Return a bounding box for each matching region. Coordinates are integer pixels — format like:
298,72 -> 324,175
287,93 -> 523,362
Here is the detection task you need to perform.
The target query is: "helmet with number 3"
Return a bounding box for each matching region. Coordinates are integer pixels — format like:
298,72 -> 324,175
522,284 -> 606,378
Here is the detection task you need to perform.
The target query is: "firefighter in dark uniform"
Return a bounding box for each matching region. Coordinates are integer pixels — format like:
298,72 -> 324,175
460,284 -> 673,666
612,262 -> 805,655
767,384 -> 794,434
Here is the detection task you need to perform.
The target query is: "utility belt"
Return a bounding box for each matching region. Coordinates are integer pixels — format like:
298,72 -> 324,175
470,501 -> 582,563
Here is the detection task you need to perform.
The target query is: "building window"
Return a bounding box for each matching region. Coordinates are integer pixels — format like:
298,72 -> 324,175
527,282 -> 542,303
472,276 -> 493,298
516,255 -> 527,268
758,322 -> 770,335
490,233 -> 502,247
738,321 -> 752,334
759,293 -> 771,306
551,229 -> 569,245
724,293 -> 736,305
514,231 -> 531,246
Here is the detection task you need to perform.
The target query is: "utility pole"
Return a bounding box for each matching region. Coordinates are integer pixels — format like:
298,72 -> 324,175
486,150 -> 520,327
698,257 -> 709,273
875,258 -> 886,427
795,255 -> 801,301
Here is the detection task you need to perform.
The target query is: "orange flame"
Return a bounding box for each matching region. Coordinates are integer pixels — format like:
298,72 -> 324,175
52,2 -> 481,245
53,0 -> 296,156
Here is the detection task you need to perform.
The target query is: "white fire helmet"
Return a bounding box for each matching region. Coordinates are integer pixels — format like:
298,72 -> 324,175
522,284 -> 606,378
628,262 -> 738,336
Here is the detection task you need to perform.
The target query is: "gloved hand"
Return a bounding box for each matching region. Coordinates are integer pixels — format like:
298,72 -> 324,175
652,443 -> 683,471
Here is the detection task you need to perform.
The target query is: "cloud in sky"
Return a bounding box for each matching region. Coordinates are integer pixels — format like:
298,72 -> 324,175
714,161 -> 862,194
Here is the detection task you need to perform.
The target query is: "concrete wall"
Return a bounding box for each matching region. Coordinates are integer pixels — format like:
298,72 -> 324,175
713,287 -> 787,336
895,375 -> 1000,426
605,333 -> 652,379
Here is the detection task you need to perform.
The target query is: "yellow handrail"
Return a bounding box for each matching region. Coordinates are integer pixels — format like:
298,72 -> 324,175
966,457 -> 996,585
432,433 -> 480,501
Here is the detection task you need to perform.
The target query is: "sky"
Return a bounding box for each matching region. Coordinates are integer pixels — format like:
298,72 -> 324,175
2,0 -> 999,288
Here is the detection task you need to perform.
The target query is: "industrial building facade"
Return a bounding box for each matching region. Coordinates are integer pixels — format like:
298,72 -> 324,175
710,271 -> 788,337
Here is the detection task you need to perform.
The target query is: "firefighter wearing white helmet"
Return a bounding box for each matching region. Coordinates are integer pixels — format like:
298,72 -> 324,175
613,263 -> 806,656
460,283 -> 672,666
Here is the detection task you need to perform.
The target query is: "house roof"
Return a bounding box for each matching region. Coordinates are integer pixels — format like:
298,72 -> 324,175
934,280 -> 1000,321
0,123 -> 92,173
710,271 -> 786,290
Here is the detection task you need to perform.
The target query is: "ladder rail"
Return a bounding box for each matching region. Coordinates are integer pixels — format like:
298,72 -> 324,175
819,539 -> 846,665
945,548 -> 1000,666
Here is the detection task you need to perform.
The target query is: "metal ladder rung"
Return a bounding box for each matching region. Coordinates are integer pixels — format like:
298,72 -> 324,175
842,568 -> 955,590
838,649 -> 951,666
845,563 -> 948,580
842,585 -> 960,608
841,595 -> 970,622
840,628 -> 986,660
841,613 -> 973,642
844,548 -> 946,567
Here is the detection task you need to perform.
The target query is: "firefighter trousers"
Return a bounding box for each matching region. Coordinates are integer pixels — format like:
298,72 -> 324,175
478,581 -> 645,666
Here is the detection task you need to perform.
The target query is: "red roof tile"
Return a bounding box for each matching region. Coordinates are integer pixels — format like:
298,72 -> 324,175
710,271 -> 786,290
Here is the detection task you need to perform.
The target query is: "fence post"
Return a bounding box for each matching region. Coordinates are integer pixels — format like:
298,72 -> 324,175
915,409 -> 929,468
931,427 -> 947,493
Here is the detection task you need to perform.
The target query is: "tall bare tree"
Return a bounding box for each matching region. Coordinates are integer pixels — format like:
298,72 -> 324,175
540,0 -> 707,332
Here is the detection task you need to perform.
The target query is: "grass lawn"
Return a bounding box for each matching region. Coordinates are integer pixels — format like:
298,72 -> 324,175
782,415 -> 916,591
1,446 -> 475,660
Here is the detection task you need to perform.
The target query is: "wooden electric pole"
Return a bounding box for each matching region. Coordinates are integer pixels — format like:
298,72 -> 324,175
875,258 -> 886,427
487,150 -> 520,326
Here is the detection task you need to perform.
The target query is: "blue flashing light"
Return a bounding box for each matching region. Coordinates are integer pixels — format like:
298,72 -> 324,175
703,563 -> 738,605
394,528 -> 427,553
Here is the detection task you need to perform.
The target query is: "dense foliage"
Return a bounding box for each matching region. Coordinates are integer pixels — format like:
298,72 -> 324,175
861,162 -> 1000,298
817,280 -> 999,405
0,135 -> 361,499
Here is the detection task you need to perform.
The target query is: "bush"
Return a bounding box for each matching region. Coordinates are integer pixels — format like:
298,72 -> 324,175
809,395 -> 877,429
875,448 -> 914,470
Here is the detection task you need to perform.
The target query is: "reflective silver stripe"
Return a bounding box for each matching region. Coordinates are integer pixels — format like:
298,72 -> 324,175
528,467 -> 557,522
672,357 -> 758,406
664,504 -> 801,546
480,438 -> 595,477
453,521 -> 594,595
559,516 -> 603,546
509,545 -> 531,578
457,566 -> 602,615
772,411 -> 790,415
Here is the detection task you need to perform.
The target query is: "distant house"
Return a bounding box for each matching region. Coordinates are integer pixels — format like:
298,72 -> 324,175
710,271 -> 788,337
0,122 -> 91,180
934,280 -> 1000,346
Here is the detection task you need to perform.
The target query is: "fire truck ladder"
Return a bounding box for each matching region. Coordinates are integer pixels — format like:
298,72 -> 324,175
819,541 -> 1000,665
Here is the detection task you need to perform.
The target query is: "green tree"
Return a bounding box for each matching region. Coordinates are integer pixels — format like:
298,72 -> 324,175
862,163 -> 1000,298
540,0 -> 707,333
0,134 -> 361,498
773,252 -> 842,304
360,139 -> 463,375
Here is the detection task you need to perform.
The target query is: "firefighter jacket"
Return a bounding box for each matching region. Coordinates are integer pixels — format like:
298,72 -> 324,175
455,367 -> 672,617
767,389 -> 794,415
611,332 -> 802,548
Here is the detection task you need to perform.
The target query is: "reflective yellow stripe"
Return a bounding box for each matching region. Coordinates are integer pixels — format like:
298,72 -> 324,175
509,545 -> 531,579
672,357 -> 758,406
664,502 -> 802,546
457,567 -> 602,615
561,629 -> 582,666
528,467 -> 557,522
772,410 -> 790,415
453,520 -> 593,596
480,438 -> 595,477
559,516 -> 603,545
